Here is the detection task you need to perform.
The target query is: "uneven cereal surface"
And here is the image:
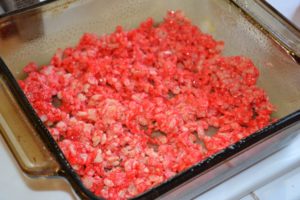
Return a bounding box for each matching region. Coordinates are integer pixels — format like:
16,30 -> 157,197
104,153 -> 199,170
20,11 -> 274,199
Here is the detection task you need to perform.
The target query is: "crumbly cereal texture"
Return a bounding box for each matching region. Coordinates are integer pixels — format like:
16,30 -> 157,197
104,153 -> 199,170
20,11 -> 274,200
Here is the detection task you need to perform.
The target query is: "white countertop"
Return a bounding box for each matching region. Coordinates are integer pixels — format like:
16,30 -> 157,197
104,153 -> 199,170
196,133 -> 300,200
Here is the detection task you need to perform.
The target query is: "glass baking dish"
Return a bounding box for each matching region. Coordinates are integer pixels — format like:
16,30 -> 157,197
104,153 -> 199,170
0,0 -> 300,199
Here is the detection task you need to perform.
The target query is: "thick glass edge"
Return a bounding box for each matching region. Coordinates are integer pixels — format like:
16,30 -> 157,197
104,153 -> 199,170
259,0 -> 300,33
1,54 -> 300,199
0,0 -> 299,199
0,57 -> 102,200
0,0 -> 58,18
133,110 -> 300,199
231,0 -> 300,63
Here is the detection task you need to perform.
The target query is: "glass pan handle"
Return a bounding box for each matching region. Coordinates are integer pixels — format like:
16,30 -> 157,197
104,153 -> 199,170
0,78 -> 59,176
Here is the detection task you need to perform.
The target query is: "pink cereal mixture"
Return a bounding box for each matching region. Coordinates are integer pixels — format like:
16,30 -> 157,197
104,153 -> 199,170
19,11 -> 274,199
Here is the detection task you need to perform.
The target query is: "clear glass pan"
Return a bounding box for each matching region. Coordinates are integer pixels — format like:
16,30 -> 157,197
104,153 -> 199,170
0,0 -> 299,199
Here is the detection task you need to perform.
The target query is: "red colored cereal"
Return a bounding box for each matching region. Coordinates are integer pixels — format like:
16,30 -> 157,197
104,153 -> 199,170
20,11 -> 274,199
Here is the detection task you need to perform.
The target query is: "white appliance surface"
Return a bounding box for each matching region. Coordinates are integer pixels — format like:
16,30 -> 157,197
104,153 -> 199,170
0,1 -> 299,200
